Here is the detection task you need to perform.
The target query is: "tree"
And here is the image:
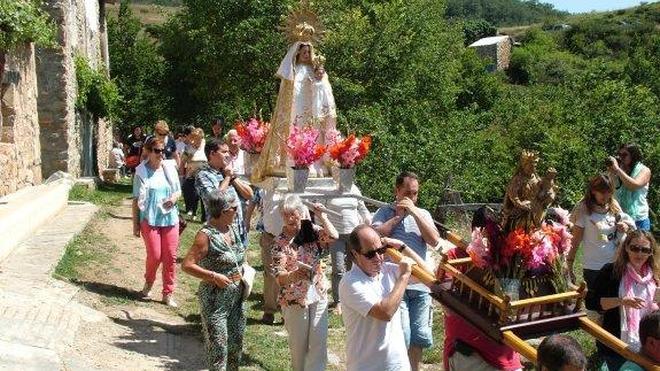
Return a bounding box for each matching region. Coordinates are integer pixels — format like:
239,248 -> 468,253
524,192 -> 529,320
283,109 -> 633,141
107,0 -> 168,136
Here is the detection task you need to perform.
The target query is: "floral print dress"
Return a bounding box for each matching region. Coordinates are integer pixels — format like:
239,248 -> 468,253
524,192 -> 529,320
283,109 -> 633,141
197,224 -> 246,371
270,224 -> 332,307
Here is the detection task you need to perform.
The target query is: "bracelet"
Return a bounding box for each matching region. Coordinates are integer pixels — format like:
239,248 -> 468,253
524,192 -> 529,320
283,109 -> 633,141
398,244 -> 407,252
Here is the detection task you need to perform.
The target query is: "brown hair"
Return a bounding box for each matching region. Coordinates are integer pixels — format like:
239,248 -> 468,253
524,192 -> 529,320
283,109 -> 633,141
143,136 -> 164,152
613,230 -> 659,280
583,174 -> 621,215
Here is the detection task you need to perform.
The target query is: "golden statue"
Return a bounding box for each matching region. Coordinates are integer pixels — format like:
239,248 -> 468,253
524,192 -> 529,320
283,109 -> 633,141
252,1 -> 336,182
502,151 -> 557,232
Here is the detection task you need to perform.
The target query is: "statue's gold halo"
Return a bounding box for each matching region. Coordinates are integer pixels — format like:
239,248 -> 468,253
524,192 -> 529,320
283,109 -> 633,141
281,2 -> 325,44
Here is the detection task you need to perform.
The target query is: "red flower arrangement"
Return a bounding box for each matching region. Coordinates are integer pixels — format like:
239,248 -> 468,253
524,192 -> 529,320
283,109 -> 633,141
326,129 -> 372,168
467,211 -> 572,283
234,117 -> 270,154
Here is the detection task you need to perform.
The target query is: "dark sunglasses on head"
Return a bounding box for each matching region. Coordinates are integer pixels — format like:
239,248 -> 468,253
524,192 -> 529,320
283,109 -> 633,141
152,148 -> 165,154
361,246 -> 388,259
628,245 -> 653,255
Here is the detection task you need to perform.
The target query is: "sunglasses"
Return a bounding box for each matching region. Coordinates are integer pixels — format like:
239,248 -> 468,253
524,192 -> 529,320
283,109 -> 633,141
628,245 -> 653,255
361,246 -> 388,259
152,148 -> 165,154
618,152 -> 629,158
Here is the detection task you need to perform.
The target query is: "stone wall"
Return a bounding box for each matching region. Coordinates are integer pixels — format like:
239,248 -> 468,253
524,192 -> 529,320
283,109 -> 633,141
37,0 -> 112,179
0,45 -> 42,197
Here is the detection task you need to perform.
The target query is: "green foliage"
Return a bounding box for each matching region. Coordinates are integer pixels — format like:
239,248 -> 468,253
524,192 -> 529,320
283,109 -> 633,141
444,0 -> 567,27
461,19 -> 496,45
108,0 -> 169,136
107,0 -> 660,232
75,56 -> 120,120
0,0 -> 55,52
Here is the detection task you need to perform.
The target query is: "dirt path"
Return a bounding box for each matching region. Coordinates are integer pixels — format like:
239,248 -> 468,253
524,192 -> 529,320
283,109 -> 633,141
65,200 -> 206,370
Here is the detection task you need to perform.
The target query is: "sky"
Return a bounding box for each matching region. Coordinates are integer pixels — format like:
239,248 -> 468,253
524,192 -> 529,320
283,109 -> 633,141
543,0 -> 659,13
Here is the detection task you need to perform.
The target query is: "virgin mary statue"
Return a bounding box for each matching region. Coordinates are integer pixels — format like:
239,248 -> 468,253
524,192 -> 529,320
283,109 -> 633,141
251,5 -> 337,182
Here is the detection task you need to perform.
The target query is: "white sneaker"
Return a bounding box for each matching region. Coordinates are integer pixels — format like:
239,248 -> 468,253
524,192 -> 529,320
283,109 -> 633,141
163,294 -> 178,308
140,282 -> 153,298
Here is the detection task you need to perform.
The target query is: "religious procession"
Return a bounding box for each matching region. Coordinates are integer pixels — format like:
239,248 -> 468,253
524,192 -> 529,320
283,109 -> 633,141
1,0 -> 658,370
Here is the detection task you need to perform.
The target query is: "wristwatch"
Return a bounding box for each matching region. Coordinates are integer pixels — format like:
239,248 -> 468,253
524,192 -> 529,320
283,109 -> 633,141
398,244 -> 407,252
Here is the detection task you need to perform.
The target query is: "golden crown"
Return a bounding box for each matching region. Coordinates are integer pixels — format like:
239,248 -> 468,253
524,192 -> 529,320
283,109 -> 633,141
282,1 -> 325,44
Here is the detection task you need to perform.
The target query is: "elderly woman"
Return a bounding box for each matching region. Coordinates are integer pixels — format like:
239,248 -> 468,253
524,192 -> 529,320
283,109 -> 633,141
132,137 -> 181,307
182,190 -> 246,371
271,195 -> 338,371
608,143 -> 653,231
568,174 -> 636,289
587,230 -> 659,370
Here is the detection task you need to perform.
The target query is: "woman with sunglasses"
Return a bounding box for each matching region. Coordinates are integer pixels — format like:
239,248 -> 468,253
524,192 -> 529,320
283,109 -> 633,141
182,190 -> 246,371
132,137 -> 181,307
270,194 -> 338,371
608,143 -> 652,231
568,174 -> 636,289
586,230 -> 659,370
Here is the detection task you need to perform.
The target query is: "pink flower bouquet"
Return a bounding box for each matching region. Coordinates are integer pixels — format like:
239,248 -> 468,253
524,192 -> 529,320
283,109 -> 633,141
286,126 -> 326,169
235,117 -> 270,153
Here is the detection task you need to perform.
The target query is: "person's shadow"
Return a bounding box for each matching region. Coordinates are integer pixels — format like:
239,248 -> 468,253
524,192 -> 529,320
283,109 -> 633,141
109,310 -> 206,370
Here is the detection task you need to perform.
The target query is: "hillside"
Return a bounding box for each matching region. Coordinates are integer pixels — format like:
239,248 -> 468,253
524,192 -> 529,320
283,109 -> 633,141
445,0 -> 567,26
106,2 -> 178,25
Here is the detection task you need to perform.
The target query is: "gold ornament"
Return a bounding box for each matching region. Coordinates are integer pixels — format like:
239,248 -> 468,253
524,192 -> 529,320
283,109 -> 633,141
281,0 -> 325,45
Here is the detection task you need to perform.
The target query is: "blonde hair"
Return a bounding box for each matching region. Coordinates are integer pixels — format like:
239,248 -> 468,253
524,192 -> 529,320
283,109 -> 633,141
613,230 -> 659,280
190,128 -> 204,148
154,120 -> 169,134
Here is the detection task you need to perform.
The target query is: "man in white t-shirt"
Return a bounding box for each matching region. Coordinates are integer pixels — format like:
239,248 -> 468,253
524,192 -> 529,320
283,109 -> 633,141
339,224 -> 414,371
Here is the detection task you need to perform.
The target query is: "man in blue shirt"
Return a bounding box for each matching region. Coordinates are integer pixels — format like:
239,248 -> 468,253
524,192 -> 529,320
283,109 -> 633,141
195,138 -> 253,247
371,171 -> 440,371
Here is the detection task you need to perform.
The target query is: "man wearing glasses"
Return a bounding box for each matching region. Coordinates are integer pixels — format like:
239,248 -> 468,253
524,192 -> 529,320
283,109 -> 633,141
339,224 -> 419,371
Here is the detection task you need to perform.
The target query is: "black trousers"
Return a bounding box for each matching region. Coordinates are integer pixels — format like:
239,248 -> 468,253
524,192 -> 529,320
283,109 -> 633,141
182,177 -> 205,218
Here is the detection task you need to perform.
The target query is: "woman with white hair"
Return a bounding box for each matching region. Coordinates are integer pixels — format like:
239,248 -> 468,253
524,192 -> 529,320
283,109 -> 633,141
270,194 -> 338,371
182,190 -> 247,371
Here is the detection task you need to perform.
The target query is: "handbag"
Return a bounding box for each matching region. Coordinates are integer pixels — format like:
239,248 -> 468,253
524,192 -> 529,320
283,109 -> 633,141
240,263 -> 256,300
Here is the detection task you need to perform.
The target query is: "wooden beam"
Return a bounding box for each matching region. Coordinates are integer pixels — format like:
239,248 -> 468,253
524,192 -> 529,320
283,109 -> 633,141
385,248 -> 437,286
580,317 -> 660,371
502,330 -> 537,364
439,261 -> 507,310
509,291 -> 582,309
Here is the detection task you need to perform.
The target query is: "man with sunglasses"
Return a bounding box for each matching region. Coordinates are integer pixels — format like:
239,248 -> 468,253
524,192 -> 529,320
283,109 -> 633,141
339,224 -> 417,371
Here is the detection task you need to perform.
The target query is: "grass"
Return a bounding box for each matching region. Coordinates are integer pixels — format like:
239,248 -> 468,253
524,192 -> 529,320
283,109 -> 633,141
54,224 -> 116,280
58,182 -> 609,370
69,180 -> 133,208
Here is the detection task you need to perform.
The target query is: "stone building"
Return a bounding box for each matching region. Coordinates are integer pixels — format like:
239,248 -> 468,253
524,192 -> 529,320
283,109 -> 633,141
0,45 -> 42,196
468,35 -> 513,72
0,0 -> 113,197
37,0 -> 112,179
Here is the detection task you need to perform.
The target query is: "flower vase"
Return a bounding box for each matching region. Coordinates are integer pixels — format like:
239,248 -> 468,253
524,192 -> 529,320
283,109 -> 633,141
245,152 -> 260,177
336,167 -> 356,192
499,278 -> 521,301
287,167 -> 310,193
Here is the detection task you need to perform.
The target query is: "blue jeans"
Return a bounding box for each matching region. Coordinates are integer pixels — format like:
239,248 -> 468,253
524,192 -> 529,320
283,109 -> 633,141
635,218 -> 651,231
400,289 -> 433,348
